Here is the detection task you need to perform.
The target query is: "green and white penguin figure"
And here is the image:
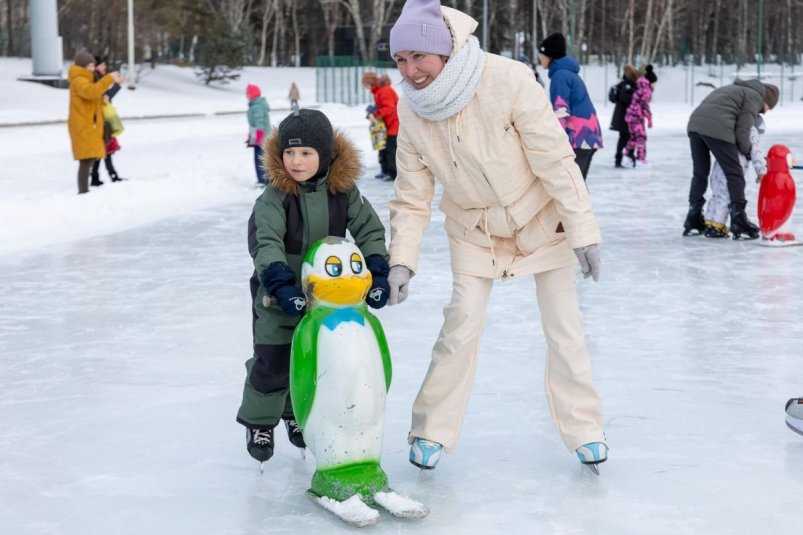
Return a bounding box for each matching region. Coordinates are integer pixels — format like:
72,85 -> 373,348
290,237 -> 428,527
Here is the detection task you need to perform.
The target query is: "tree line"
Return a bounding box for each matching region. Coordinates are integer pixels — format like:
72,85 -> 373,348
1,0 -> 801,69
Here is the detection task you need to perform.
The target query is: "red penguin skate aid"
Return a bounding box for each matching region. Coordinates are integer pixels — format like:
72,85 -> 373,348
757,144 -> 799,246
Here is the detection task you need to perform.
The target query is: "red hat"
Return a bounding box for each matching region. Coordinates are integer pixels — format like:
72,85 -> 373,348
246,84 -> 261,100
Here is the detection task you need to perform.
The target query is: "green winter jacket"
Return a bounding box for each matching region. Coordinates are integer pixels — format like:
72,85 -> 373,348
687,79 -> 765,156
248,128 -> 388,340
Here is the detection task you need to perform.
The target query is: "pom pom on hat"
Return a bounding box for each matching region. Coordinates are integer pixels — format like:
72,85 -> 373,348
763,83 -> 779,110
73,50 -> 95,68
389,0 -> 453,58
644,64 -> 658,84
538,33 -> 566,60
246,83 -> 261,100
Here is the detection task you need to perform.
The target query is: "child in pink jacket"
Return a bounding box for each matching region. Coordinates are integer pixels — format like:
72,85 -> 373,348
624,65 -> 657,167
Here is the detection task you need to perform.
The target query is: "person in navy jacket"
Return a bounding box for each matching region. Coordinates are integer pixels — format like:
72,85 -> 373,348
539,33 -> 602,181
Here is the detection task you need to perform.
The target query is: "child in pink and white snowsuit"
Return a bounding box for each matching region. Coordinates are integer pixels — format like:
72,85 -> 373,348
624,75 -> 654,165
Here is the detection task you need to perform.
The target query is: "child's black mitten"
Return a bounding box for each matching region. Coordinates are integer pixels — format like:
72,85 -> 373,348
260,262 -> 307,316
365,254 -> 390,309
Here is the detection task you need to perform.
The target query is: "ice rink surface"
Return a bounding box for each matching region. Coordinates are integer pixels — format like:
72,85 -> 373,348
2,61 -> 803,533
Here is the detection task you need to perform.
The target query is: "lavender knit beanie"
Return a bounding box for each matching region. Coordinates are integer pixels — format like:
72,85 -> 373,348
389,0 -> 453,58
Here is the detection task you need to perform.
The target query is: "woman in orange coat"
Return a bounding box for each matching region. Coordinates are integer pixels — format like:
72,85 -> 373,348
67,50 -> 123,194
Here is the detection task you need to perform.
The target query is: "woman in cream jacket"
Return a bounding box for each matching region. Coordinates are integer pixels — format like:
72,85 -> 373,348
386,0 -> 608,473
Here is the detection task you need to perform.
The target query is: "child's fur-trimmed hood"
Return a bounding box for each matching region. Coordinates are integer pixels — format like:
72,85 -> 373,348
261,128 -> 363,195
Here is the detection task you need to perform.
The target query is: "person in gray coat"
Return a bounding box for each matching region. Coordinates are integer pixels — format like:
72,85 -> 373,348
683,79 -> 778,238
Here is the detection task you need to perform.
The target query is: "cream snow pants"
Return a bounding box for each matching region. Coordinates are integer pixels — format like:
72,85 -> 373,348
408,265 -> 605,452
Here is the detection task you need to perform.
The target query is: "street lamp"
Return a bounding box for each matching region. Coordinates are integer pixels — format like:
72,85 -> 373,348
757,0 -> 764,78
127,0 -> 136,89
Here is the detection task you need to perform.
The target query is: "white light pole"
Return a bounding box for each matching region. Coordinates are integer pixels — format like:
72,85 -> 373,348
127,0 -> 136,89
29,0 -> 62,77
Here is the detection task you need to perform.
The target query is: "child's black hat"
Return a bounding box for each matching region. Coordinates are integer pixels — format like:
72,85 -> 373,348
278,109 -> 334,173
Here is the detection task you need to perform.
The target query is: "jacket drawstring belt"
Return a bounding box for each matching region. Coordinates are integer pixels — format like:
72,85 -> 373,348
448,117 -> 457,168
482,208 -> 496,267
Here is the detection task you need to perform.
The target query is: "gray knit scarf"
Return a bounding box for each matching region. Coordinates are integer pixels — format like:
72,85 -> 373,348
401,36 -> 486,122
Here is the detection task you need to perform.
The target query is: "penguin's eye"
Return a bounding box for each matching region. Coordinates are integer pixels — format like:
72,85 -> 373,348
325,256 -> 343,277
350,253 -> 363,274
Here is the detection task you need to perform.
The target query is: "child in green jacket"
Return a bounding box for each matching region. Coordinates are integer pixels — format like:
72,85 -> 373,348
236,108 -> 390,464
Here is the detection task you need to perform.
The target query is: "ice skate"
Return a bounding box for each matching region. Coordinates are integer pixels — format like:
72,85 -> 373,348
729,202 -> 760,240
246,427 -> 275,470
284,418 -> 306,457
785,398 -> 803,436
409,438 -> 443,470
575,442 -> 608,475
683,201 -> 706,236
703,221 -> 729,238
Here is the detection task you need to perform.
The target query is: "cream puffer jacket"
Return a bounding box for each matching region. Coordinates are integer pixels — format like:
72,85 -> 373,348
388,7 -> 601,279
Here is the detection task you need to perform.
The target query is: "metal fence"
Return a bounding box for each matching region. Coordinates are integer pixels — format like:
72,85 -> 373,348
315,56 -> 395,105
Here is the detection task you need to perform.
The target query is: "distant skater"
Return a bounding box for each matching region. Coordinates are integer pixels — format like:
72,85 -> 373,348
538,32 -> 602,181
623,65 -> 657,168
288,82 -> 300,108
245,83 -> 270,187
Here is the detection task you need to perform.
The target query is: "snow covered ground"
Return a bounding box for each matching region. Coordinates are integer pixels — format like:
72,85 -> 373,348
1,57 -> 803,534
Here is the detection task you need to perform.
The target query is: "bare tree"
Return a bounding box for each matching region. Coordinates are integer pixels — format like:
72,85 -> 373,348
270,0 -> 283,66
320,0 -> 342,57
5,0 -> 14,56
323,0 -> 368,60
204,0 -> 252,33
625,0 -> 635,63
638,0 -> 654,63
649,0 -> 673,64
290,0 -> 300,66
258,0 -> 277,66
368,0 -> 398,61
41,0 -> 803,70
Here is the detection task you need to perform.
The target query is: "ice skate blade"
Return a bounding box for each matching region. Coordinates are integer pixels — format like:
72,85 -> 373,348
582,462 -> 601,476
786,420 -> 803,437
410,459 -> 436,471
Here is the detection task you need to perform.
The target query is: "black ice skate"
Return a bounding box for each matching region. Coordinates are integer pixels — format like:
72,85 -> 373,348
246,427 -> 275,469
728,202 -> 760,240
683,201 -> 706,236
284,418 -> 307,450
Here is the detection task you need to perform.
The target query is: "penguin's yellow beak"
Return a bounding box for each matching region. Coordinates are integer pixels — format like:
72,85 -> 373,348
307,273 -> 372,306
